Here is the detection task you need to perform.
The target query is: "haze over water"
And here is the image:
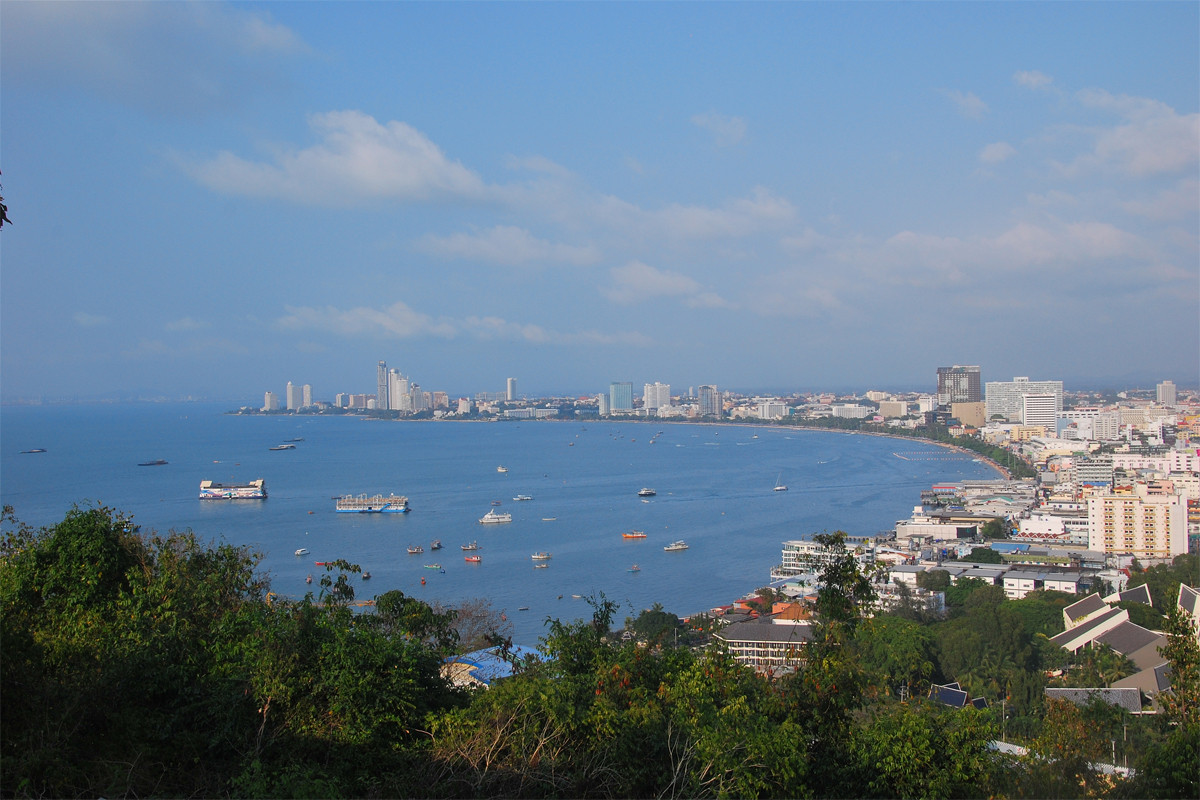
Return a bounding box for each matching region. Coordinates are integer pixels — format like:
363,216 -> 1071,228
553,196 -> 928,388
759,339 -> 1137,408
1,404 -> 999,642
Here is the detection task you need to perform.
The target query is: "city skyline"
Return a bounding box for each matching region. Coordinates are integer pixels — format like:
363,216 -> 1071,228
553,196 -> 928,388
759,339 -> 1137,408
2,3 -> 1197,403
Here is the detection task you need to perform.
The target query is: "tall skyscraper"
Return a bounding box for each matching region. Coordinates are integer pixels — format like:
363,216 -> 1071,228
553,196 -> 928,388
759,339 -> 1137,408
1157,380 -> 1177,407
986,377 -> 1063,422
1021,393 -> 1057,434
285,381 -> 302,410
506,377 -> 517,401
698,385 -> 721,417
643,382 -> 671,412
610,382 -> 633,412
302,384 -> 313,407
263,391 -> 279,411
377,361 -> 389,412
936,365 -> 981,405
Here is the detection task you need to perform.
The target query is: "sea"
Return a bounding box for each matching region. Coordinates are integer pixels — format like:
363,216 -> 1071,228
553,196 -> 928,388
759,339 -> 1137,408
0,403 -> 999,643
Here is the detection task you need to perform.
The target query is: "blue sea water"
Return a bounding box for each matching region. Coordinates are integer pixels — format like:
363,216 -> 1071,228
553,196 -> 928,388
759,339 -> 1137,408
1,403 -> 998,642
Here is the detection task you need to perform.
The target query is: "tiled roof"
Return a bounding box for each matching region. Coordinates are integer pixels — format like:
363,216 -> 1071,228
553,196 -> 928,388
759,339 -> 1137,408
1049,607 -> 1127,649
1095,621 -> 1162,658
716,619 -> 815,645
1179,584 -> 1200,617
1064,592 -> 1107,623
1045,687 -> 1142,714
1115,584 -> 1153,606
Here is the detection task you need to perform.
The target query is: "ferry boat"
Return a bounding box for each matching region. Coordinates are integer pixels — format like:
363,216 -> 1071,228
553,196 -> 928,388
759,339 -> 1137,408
622,530 -> 647,539
531,552 -> 552,560
335,494 -> 410,513
663,540 -> 689,552
407,545 -> 424,555
464,555 -> 482,563
199,479 -> 266,500
461,541 -> 480,551
637,488 -> 656,497
479,509 -> 512,524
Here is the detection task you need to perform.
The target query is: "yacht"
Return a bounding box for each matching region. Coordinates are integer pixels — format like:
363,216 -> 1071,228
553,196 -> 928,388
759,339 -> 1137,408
637,488 -> 656,497
664,540 -> 689,552
479,509 -> 512,524
497,465 -> 508,473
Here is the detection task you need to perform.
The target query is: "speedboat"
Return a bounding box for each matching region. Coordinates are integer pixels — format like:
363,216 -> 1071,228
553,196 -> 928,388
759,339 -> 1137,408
664,540 -> 689,552
638,488 -> 656,497
295,548 -> 310,556
497,465 -> 508,473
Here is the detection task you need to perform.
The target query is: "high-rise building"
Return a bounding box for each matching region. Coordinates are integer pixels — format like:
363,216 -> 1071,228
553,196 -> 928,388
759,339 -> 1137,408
390,370 -> 412,412
609,382 -> 633,412
506,378 -> 517,401
597,392 -> 610,416
1157,380 -> 1177,407
263,391 -> 280,412
936,365 -> 981,405
698,385 -> 721,417
986,377 -> 1063,422
1088,489 -> 1187,558
1021,393 -> 1057,434
377,361 -> 389,412
643,382 -> 671,412
285,381 -> 302,410
302,384 -> 313,407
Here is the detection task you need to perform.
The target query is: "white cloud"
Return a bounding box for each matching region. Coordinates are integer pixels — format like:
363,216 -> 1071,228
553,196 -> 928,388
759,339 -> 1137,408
1060,90 -> 1199,178
416,225 -> 601,266
4,3 -> 307,117
276,302 -> 457,339
942,89 -> 988,120
185,111 -> 488,205
979,142 -> 1016,164
74,312 -> 109,327
593,186 -> 796,243
691,110 -> 748,146
503,154 -> 574,179
1121,179 -> 1200,221
165,316 -> 207,331
603,260 -> 729,308
1014,70 -> 1053,90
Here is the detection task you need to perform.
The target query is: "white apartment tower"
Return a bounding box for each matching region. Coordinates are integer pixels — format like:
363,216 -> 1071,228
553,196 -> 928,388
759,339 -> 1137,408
376,361 -> 389,412
302,384 -> 313,407
263,391 -> 280,412
1157,380 -> 1177,407
643,382 -> 671,412
506,378 -> 517,401
285,381 -> 303,411
1021,393 -> 1058,434
1087,489 -> 1187,559
698,385 -> 721,417
986,377 -> 1064,422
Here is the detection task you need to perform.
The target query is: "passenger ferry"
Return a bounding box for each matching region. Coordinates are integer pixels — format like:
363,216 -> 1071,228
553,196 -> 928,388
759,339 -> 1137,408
199,479 -> 266,500
479,509 -> 512,524
335,494 -> 410,513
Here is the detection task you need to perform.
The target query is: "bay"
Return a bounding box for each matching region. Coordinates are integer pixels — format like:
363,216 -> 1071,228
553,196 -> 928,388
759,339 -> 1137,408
1,403 -> 998,643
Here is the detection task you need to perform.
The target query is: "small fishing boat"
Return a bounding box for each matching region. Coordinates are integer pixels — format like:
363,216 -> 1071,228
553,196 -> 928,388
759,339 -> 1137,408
362,572 -> 371,580
531,552 -> 552,560
518,606 -> 530,611
622,530 -> 647,539
497,465 -> 508,473
513,494 -> 533,501
461,541 -> 479,551
465,555 -> 482,563
628,564 -> 641,572
407,545 -> 424,555
305,574 -> 313,584
664,540 -> 689,552
424,563 -> 443,571
533,563 -> 549,569
430,540 -> 442,551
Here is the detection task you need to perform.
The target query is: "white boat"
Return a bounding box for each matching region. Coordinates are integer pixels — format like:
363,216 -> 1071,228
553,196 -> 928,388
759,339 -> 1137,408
479,509 -> 512,524
461,541 -> 480,551
638,488 -> 656,497
531,552 -> 552,560
774,472 -> 788,492
497,465 -> 508,473
533,563 -> 549,569
664,540 -> 689,552
513,494 -> 533,501
295,547 -> 309,556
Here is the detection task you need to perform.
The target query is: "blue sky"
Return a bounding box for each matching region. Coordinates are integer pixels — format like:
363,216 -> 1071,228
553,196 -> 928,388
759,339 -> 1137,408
2,2 -> 1197,403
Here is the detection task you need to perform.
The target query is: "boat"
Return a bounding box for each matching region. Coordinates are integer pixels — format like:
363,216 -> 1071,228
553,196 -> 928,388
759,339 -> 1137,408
497,465 -> 508,473
19,448 -> 46,454
533,563 -> 549,569
513,495 -> 533,501
479,509 -> 512,524
638,488 -> 656,497
664,540 -> 689,552
461,541 -> 479,551
531,552 -> 552,560
491,500 -> 502,506
407,545 -> 424,555
464,555 -> 482,563
424,563 -> 443,571
295,548 -> 310,556
314,561 -> 328,566
622,530 -> 647,539
335,494 -> 410,513
286,437 -> 305,442
542,517 -> 557,521
774,472 -> 788,492
430,540 -> 442,551
628,564 -> 641,572
138,459 -> 168,466
199,479 -> 266,499
269,443 -> 296,451
305,574 -> 312,584
361,572 -> 371,580
518,606 -> 530,611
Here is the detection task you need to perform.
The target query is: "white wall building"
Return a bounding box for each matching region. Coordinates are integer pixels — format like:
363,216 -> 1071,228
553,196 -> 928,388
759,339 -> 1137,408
986,377 -> 1064,422
263,391 -> 280,411
1087,488 -> 1188,559
1021,393 -> 1058,434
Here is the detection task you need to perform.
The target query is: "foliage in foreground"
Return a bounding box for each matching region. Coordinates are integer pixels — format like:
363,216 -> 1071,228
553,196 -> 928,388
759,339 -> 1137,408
2,507 -> 1197,798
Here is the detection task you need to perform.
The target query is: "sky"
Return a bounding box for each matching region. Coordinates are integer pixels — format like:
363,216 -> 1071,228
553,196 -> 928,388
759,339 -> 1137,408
2,2 -> 1197,403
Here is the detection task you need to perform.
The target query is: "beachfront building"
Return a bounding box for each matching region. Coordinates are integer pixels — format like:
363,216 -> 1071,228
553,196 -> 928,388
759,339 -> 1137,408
1087,486 -> 1188,559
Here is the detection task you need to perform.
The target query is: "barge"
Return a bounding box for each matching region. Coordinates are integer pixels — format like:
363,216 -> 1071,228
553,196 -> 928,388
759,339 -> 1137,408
335,494 -> 410,513
199,479 -> 266,500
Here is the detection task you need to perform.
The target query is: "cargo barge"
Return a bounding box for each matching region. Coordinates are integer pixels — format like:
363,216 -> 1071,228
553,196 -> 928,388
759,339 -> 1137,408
335,494 -> 410,513
199,479 -> 266,499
